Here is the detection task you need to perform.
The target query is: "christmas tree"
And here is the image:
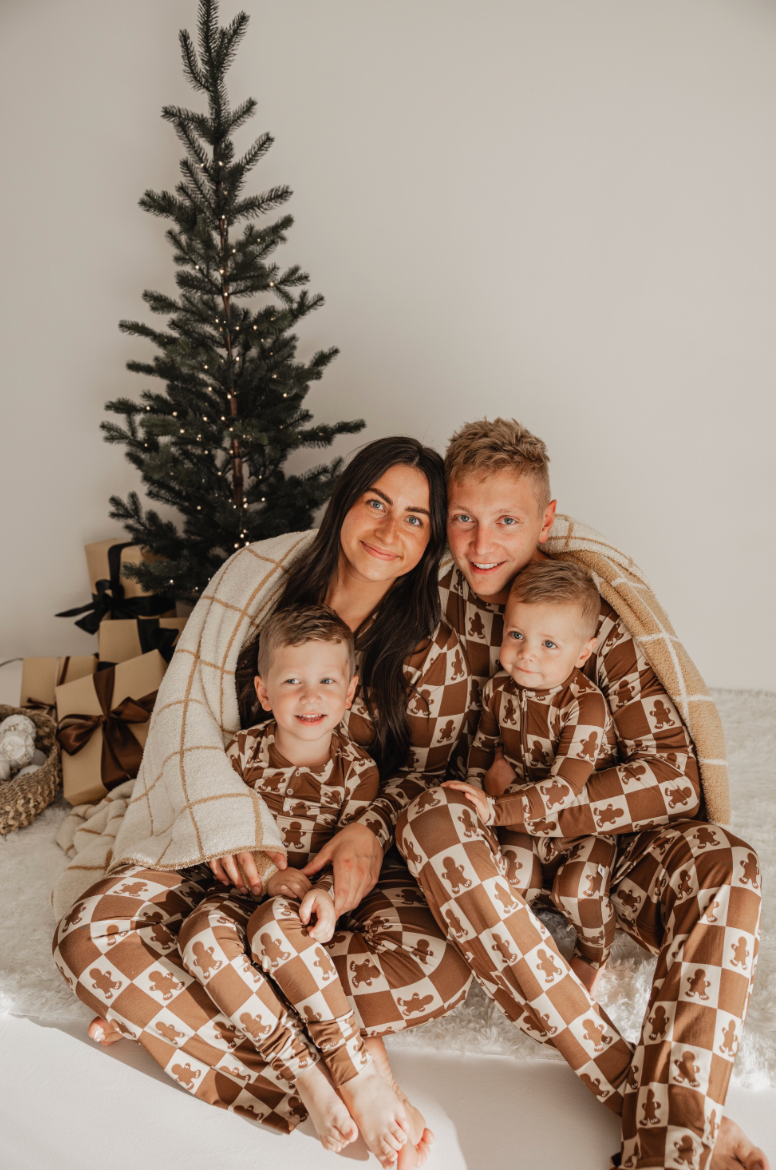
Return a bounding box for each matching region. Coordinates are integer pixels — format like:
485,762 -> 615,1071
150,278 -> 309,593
102,0 -> 364,603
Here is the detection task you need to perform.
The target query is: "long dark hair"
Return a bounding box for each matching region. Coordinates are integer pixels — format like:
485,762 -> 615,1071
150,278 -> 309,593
236,436 -> 447,777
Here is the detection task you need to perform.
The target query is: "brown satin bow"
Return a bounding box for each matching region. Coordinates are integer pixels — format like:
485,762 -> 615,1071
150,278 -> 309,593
56,667 -> 157,789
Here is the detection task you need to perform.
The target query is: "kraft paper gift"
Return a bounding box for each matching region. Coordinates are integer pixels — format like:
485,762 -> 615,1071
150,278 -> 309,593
98,617 -> 187,666
20,655 -> 97,711
56,539 -> 175,635
55,650 -> 166,805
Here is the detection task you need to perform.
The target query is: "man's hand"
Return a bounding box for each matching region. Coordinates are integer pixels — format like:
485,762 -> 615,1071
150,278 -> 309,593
266,866 -> 312,900
302,822 -> 383,917
208,850 -> 287,897
299,888 -> 337,944
442,781 -> 495,825
483,748 -> 516,797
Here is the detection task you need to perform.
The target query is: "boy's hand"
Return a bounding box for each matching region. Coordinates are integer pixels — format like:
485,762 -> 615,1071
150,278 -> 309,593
299,887 -> 337,944
266,867 -> 312,900
483,748 -> 516,797
442,781 -> 495,826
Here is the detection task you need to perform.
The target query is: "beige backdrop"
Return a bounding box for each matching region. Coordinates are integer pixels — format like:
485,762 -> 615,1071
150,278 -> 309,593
1,0 -> 774,690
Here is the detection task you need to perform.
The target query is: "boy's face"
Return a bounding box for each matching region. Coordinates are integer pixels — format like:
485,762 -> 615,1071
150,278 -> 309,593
499,598 -> 596,690
254,640 -> 358,744
446,470 -> 556,604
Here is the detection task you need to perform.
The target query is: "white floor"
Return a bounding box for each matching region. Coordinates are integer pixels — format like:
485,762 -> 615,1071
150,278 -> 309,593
0,1013 -> 772,1170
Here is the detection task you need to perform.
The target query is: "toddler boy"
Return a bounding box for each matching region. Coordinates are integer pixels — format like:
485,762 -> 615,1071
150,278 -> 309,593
444,560 -> 619,992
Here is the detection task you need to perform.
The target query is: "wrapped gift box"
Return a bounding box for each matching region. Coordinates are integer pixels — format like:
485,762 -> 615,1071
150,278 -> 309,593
98,617 -> 187,666
20,655 -> 97,710
56,650 -> 166,805
56,539 -> 175,635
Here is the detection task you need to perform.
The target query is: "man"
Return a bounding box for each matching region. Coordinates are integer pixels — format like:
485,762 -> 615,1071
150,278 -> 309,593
397,418 -> 766,1170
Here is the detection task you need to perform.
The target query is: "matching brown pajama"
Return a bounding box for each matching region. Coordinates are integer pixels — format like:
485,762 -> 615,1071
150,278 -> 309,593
53,618 -> 474,1129
396,565 -> 763,1169
469,667 -> 619,968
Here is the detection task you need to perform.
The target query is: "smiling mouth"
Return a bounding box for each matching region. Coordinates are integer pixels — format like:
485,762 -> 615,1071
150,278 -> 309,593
296,714 -> 326,724
361,541 -> 398,561
470,560 -> 506,572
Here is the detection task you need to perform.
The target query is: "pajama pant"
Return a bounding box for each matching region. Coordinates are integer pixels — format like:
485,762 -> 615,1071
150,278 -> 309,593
499,830 -> 618,969
397,787 -> 762,1170
52,851 -> 472,1132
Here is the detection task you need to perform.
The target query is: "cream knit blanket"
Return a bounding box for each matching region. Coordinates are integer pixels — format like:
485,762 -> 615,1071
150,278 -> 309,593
52,518 -> 728,921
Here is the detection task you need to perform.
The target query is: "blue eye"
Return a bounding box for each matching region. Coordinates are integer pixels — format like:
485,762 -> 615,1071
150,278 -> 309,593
510,631 -> 523,640
457,513 -> 472,523
502,517 -> 517,526
320,677 -> 335,685
368,498 -> 384,510
543,640 -> 557,649
407,515 -> 422,526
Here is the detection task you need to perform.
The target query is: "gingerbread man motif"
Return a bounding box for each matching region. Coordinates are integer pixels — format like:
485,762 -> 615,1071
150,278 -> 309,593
450,650 -> 465,681
458,808 -> 479,839
149,923 -> 172,948
491,933 -> 517,964
523,1009 -> 557,1039
503,851 -> 523,885
414,789 -> 441,814
398,993 -> 434,1016
526,816 -> 558,834
673,1051 -> 701,1087
437,719 -> 456,743
156,1021 -> 185,1043
494,883 -> 513,913
412,688 -> 432,716
595,803 -> 623,828
400,887 -> 425,905
116,881 -> 149,899
621,763 -> 647,786
63,901 -> 87,930
529,740 -> 550,768
172,1063 -> 200,1090
577,732 -> 599,762
303,1006 -> 322,1023
444,908 -> 467,939
584,870 -> 604,899
702,898 -> 720,924
730,937 -> 750,969
693,826 -> 719,850
413,939 -> 433,965
626,1062 -> 640,1092
287,1095 -> 306,1121
540,779 -> 569,811
676,870 -> 695,899
501,697 -> 518,726
707,1109 -> 719,1143
642,1087 -> 661,1125
259,933 -> 291,969
719,1020 -> 738,1058
666,785 -> 693,810
441,856 -> 471,894
686,969 -> 710,1000
350,957 -> 381,988
313,949 -> 336,981
282,821 -> 305,850
617,888 -> 642,915
616,679 -> 635,706
233,1104 -> 260,1121
535,949 -> 562,982
402,837 -> 424,867
191,941 -> 222,977
673,1135 -> 698,1167
90,968 -> 122,999
740,852 -> 760,888
149,971 -> 185,1001
648,1005 -> 669,1040
579,1073 -> 607,1099
650,700 -> 675,729
105,924 -> 124,948
289,801 -> 308,818
468,612 -> 486,640
213,1020 -> 240,1048
581,1019 -> 611,1052
239,1012 -> 272,1040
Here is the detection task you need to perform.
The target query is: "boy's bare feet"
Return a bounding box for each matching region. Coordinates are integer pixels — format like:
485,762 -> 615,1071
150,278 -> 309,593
711,1116 -> 769,1170
570,956 -> 604,997
339,1057 -> 409,1168
88,1016 -> 124,1046
365,1037 -> 435,1169
295,1061 -> 358,1154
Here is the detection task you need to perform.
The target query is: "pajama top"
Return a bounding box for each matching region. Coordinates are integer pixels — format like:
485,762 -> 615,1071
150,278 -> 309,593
439,562 -> 700,841
226,721 -> 380,892
466,667 -> 618,836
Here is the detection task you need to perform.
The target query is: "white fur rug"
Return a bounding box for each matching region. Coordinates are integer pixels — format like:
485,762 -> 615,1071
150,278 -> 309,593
1,689 -> 773,1089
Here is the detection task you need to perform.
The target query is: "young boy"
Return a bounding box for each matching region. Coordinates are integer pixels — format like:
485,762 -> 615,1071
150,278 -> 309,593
178,606 -> 408,1168
444,560 -> 618,993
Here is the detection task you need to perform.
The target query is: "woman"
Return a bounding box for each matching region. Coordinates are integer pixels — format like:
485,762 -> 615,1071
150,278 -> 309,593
53,437 -> 472,1167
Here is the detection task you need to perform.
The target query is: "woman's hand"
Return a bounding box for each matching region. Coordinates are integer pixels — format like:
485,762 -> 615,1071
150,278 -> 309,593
442,781 -> 495,826
299,888 -> 337,944
266,867 -> 312,900
208,850 -> 287,896
302,822 -> 383,917
483,748 -> 516,797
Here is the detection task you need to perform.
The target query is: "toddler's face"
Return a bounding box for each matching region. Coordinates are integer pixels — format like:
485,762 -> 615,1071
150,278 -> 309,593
255,640 -> 357,744
499,599 -> 596,690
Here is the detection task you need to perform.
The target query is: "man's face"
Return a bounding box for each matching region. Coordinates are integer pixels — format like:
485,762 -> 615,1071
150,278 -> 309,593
446,470 -> 556,604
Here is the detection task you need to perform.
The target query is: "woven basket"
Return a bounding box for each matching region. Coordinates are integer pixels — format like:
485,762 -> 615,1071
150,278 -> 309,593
0,705 -> 62,835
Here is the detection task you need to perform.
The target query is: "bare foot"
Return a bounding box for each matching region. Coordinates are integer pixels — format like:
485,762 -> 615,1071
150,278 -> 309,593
711,1116 -> 769,1170
570,956 -> 604,996
366,1037 -> 435,1169
296,1061 -> 358,1154
339,1057 -> 409,1168
88,1016 -> 124,1046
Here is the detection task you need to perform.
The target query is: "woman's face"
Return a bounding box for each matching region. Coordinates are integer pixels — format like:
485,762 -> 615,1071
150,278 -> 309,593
339,463 -> 432,585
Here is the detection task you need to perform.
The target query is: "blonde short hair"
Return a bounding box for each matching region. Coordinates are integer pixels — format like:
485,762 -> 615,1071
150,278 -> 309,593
445,418 -> 551,511
257,605 -> 356,678
508,561 -> 600,639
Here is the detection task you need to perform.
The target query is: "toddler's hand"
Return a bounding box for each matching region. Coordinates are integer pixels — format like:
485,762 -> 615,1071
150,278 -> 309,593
442,781 -> 495,826
266,867 -> 312,900
483,748 -> 516,797
299,888 -> 337,944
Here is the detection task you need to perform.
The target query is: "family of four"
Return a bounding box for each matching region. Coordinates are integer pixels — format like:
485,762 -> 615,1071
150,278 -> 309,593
53,419 -> 766,1170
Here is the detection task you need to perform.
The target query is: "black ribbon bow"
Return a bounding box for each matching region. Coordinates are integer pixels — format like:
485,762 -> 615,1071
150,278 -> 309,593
56,542 -> 174,635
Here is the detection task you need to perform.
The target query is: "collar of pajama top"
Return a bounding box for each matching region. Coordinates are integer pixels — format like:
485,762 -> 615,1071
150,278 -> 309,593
235,719 -> 355,806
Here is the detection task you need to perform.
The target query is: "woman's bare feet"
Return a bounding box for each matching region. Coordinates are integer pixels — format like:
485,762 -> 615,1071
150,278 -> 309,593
365,1037 -> 435,1169
711,1116 -> 769,1170
570,956 -> 605,997
88,1016 -> 124,1046
295,1061 -> 358,1154
339,1057 -> 409,1168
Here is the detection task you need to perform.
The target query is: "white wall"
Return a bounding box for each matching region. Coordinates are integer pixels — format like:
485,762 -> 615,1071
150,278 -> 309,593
1,0 -> 774,690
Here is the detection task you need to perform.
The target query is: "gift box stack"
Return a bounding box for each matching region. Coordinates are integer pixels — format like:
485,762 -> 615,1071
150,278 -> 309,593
18,539 -> 188,806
